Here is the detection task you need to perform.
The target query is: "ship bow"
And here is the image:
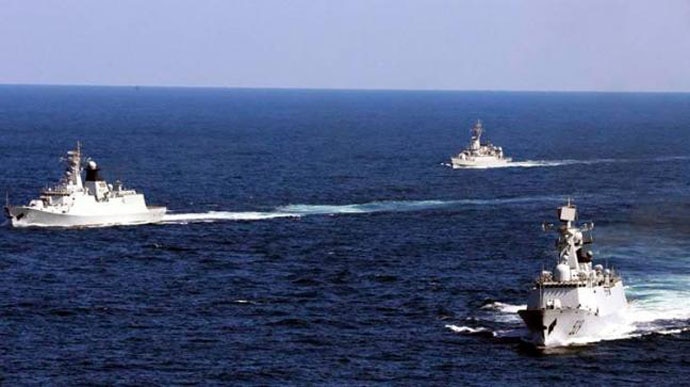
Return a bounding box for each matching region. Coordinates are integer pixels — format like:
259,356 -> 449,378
518,309 -> 548,346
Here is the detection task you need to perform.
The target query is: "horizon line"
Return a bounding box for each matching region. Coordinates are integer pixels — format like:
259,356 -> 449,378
1,82 -> 689,95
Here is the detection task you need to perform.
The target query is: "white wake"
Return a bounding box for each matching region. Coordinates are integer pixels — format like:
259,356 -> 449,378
161,211 -> 299,224
445,156 -> 690,170
161,195 -> 561,224
625,275 -> 690,332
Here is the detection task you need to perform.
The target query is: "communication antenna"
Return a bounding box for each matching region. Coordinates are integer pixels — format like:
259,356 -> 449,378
541,221 -> 554,232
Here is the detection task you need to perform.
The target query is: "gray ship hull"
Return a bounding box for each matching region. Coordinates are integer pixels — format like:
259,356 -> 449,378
518,282 -> 628,347
6,205 -> 166,228
451,155 -> 512,168
518,308 -> 627,347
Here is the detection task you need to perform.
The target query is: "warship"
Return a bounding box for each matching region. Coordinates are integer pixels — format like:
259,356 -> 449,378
451,120 -> 511,168
518,200 -> 628,347
5,143 -> 166,228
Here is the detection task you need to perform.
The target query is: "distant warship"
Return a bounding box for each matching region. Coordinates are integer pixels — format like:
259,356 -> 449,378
5,142 -> 166,227
518,200 -> 628,347
451,120 -> 511,168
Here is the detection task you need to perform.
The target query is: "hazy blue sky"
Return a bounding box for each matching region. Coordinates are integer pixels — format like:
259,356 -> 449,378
2,0 -> 689,91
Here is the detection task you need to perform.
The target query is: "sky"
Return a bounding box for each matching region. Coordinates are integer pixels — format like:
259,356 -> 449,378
1,0 -> 690,92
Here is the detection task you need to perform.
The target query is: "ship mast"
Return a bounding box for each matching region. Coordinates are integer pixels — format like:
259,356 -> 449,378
469,119 -> 482,150
63,141 -> 83,189
556,199 -> 577,269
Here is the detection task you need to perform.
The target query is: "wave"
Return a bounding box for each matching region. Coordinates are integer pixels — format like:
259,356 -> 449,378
277,200 -> 456,215
479,301 -> 525,314
445,324 -> 525,342
161,195 -> 562,224
445,160 -> 577,169
278,195 -> 560,216
508,160 -> 611,168
233,299 -> 258,305
626,277 -> 690,330
478,301 -> 526,324
445,156 -> 690,170
161,211 -> 299,224
443,159 -> 615,170
3,195 -> 561,228
445,324 -> 494,335
456,288 -> 690,346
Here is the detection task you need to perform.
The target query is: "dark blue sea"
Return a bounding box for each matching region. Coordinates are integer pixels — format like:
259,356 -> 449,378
2,85 -> 690,385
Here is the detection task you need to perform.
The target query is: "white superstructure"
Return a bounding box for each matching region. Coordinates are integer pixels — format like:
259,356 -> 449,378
518,200 -> 628,347
451,120 -> 511,168
5,142 -> 166,228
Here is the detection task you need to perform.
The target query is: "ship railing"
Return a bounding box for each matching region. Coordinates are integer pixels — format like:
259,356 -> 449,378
537,279 -> 589,288
41,188 -> 72,196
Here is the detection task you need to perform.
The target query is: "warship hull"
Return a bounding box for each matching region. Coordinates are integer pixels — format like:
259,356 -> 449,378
6,205 -> 166,228
518,308 -> 628,347
518,283 -> 628,347
451,156 -> 512,168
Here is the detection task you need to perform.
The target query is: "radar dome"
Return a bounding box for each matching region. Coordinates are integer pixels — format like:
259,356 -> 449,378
88,160 -> 97,169
554,263 -> 571,281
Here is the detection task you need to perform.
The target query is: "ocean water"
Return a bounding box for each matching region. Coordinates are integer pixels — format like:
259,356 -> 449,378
1,85 -> 690,384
